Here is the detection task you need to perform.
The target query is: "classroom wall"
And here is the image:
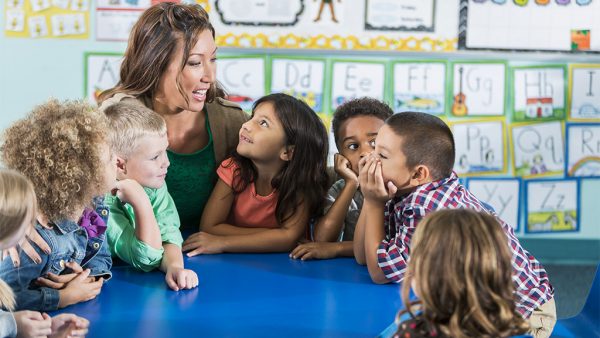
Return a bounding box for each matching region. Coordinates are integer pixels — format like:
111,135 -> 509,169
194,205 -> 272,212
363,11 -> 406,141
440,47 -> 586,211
1,2 -> 598,260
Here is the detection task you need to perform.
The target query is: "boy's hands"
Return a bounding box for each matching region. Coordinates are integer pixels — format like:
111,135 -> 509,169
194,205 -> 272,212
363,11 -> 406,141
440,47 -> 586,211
36,261 -> 94,289
290,241 -> 340,260
58,269 -> 103,308
112,179 -> 148,208
165,267 -> 199,291
14,311 -> 52,338
49,313 -> 89,338
359,155 -> 397,204
334,153 -> 358,186
183,232 -> 225,256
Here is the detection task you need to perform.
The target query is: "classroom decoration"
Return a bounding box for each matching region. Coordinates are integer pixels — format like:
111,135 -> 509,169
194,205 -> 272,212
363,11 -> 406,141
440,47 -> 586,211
569,64 -> 600,121
511,121 -> 565,178
330,60 -> 386,111
448,61 -> 507,117
459,0 -> 600,53
270,57 -> 326,113
566,123 -> 600,177
451,119 -> 507,176
216,56 -> 267,111
392,61 -> 446,114
525,179 -> 579,233
511,65 -> 566,122
84,53 -> 123,105
467,178 -> 521,231
4,0 -> 89,39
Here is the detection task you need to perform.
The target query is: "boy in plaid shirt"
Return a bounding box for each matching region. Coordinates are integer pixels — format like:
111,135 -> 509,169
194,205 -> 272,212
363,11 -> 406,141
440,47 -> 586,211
353,112 -> 555,338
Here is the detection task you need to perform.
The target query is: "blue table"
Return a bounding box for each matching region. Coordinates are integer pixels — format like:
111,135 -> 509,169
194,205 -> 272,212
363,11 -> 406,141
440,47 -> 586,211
54,254 -> 402,337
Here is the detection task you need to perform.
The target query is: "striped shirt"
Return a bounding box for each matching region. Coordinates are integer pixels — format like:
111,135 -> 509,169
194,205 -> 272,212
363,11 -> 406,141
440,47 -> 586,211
377,172 -> 554,318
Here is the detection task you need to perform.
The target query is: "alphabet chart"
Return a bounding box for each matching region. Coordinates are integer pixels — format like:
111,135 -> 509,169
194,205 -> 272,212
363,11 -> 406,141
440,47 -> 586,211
511,121 -> 565,178
566,123 -> 600,177
569,64 -> 600,121
511,65 -> 566,122
216,56 -> 267,112
270,57 -> 326,113
330,60 -> 386,111
525,179 -> 579,233
448,61 -> 506,117
393,61 -> 446,115
84,52 -> 123,105
467,178 -> 521,231
451,119 -> 507,176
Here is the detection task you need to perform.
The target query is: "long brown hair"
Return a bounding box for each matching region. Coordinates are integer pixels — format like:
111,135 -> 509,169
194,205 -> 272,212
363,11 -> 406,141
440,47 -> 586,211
0,169 -> 37,311
400,209 -> 529,338
98,3 -> 223,106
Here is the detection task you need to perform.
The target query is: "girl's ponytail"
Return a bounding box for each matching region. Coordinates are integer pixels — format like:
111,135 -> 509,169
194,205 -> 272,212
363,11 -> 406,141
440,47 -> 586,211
0,280 -> 15,311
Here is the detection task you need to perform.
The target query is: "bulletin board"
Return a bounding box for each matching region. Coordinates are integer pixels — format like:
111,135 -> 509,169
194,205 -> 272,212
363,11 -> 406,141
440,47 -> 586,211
458,0 -> 600,53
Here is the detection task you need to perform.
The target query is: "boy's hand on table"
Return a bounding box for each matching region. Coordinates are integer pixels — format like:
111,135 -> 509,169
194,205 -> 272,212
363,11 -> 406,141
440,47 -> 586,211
58,269 -> 104,308
14,311 -> 52,338
36,261 -> 95,289
183,232 -> 225,256
165,267 -> 199,291
290,241 -> 340,260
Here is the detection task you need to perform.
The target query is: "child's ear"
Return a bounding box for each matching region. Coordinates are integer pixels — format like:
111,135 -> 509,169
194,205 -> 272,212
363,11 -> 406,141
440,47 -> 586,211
410,165 -> 431,185
116,156 -> 127,175
280,145 -> 295,162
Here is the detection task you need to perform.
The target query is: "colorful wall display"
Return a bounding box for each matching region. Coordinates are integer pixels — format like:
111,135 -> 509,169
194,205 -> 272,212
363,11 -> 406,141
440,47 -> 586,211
5,0 -> 89,39
569,64 -> 600,121
84,53 -> 122,104
392,60 -> 446,114
467,178 -> 521,231
448,61 -> 507,117
511,121 -> 565,178
270,57 -> 326,113
330,60 -> 386,111
451,119 -> 507,176
511,65 -> 566,122
566,123 -> 600,177
216,56 -> 267,111
525,179 -> 580,233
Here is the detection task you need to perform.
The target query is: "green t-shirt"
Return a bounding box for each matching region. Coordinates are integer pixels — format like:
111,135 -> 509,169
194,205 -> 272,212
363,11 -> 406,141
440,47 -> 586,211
166,116 -> 217,234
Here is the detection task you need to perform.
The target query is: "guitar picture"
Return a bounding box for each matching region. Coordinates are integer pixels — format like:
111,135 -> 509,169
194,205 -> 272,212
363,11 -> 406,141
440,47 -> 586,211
452,66 -> 468,116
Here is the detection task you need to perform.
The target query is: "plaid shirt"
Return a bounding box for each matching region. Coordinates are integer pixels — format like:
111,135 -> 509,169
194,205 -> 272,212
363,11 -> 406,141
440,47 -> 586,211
377,172 -> 554,318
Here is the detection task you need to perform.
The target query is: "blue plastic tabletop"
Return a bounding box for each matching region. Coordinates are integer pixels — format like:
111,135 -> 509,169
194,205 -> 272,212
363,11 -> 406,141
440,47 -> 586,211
52,253 -> 402,338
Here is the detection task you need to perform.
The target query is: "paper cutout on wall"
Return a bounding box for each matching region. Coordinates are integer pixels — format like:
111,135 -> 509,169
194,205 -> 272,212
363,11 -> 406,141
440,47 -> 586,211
217,57 -> 267,111
449,62 -> 506,116
511,121 -> 565,178
512,66 -> 566,121
365,0 -> 435,31
452,120 -> 507,176
271,58 -> 326,113
566,123 -> 600,177
215,0 -> 304,26
467,178 -> 521,231
393,61 -> 446,114
4,0 -> 89,39
330,61 -> 386,111
85,53 -> 123,105
569,64 -> 600,121
526,179 -> 579,233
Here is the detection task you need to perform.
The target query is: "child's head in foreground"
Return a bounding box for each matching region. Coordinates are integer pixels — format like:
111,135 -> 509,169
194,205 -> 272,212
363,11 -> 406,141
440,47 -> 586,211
104,102 -> 169,189
1,99 -> 116,222
376,112 -> 455,194
331,97 -> 393,176
399,208 -> 528,338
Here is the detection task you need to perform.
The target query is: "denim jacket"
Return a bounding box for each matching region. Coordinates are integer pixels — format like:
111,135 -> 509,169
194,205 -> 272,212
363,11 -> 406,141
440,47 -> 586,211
0,198 -> 112,312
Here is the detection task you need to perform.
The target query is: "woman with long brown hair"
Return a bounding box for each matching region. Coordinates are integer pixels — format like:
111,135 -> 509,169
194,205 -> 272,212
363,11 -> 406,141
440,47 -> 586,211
99,3 -> 248,233
394,209 -> 530,338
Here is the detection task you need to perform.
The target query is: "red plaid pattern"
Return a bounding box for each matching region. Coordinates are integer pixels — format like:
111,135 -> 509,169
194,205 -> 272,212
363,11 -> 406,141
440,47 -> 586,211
377,172 -> 554,318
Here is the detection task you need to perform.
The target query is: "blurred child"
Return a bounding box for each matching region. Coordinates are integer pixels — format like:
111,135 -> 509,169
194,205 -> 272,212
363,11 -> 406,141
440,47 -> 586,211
291,98 -> 392,260
0,169 -> 90,338
0,99 -> 115,312
183,93 -> 329,255
104,102 -> 198,291
355,112 -> 555,337
394,209 -> 529,338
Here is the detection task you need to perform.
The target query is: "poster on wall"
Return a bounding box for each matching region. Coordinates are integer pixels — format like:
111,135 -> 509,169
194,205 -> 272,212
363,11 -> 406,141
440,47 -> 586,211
330,60 -> 386,111
393,61 -> 446,115
525,179 -> 579,233
459,0 -> 600,53
217,56 -> 267,111
510,121 -> 565,178
566,123 -> 600,177
215,0 -> 303,26
365,0 -> 435,32
467,178 -> 521,231
270,57 -> 326,113
448,62 -> 506,117
569,64 -> 600,121
84,53 -> 123,105
451,119 -> 507,176
511,65 -> 566,122
4,0 -> 89,39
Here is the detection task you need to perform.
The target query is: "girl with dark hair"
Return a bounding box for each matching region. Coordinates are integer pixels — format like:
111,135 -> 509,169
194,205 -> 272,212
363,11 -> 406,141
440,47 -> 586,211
183,93 -> 329,255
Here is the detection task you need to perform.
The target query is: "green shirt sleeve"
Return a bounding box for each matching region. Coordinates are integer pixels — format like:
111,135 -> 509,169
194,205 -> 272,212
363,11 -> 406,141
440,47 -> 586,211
149,184 -> 184,247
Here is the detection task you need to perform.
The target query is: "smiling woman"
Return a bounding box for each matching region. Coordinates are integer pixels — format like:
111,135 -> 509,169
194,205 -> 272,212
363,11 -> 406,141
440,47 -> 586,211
98,3 -> 248,233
